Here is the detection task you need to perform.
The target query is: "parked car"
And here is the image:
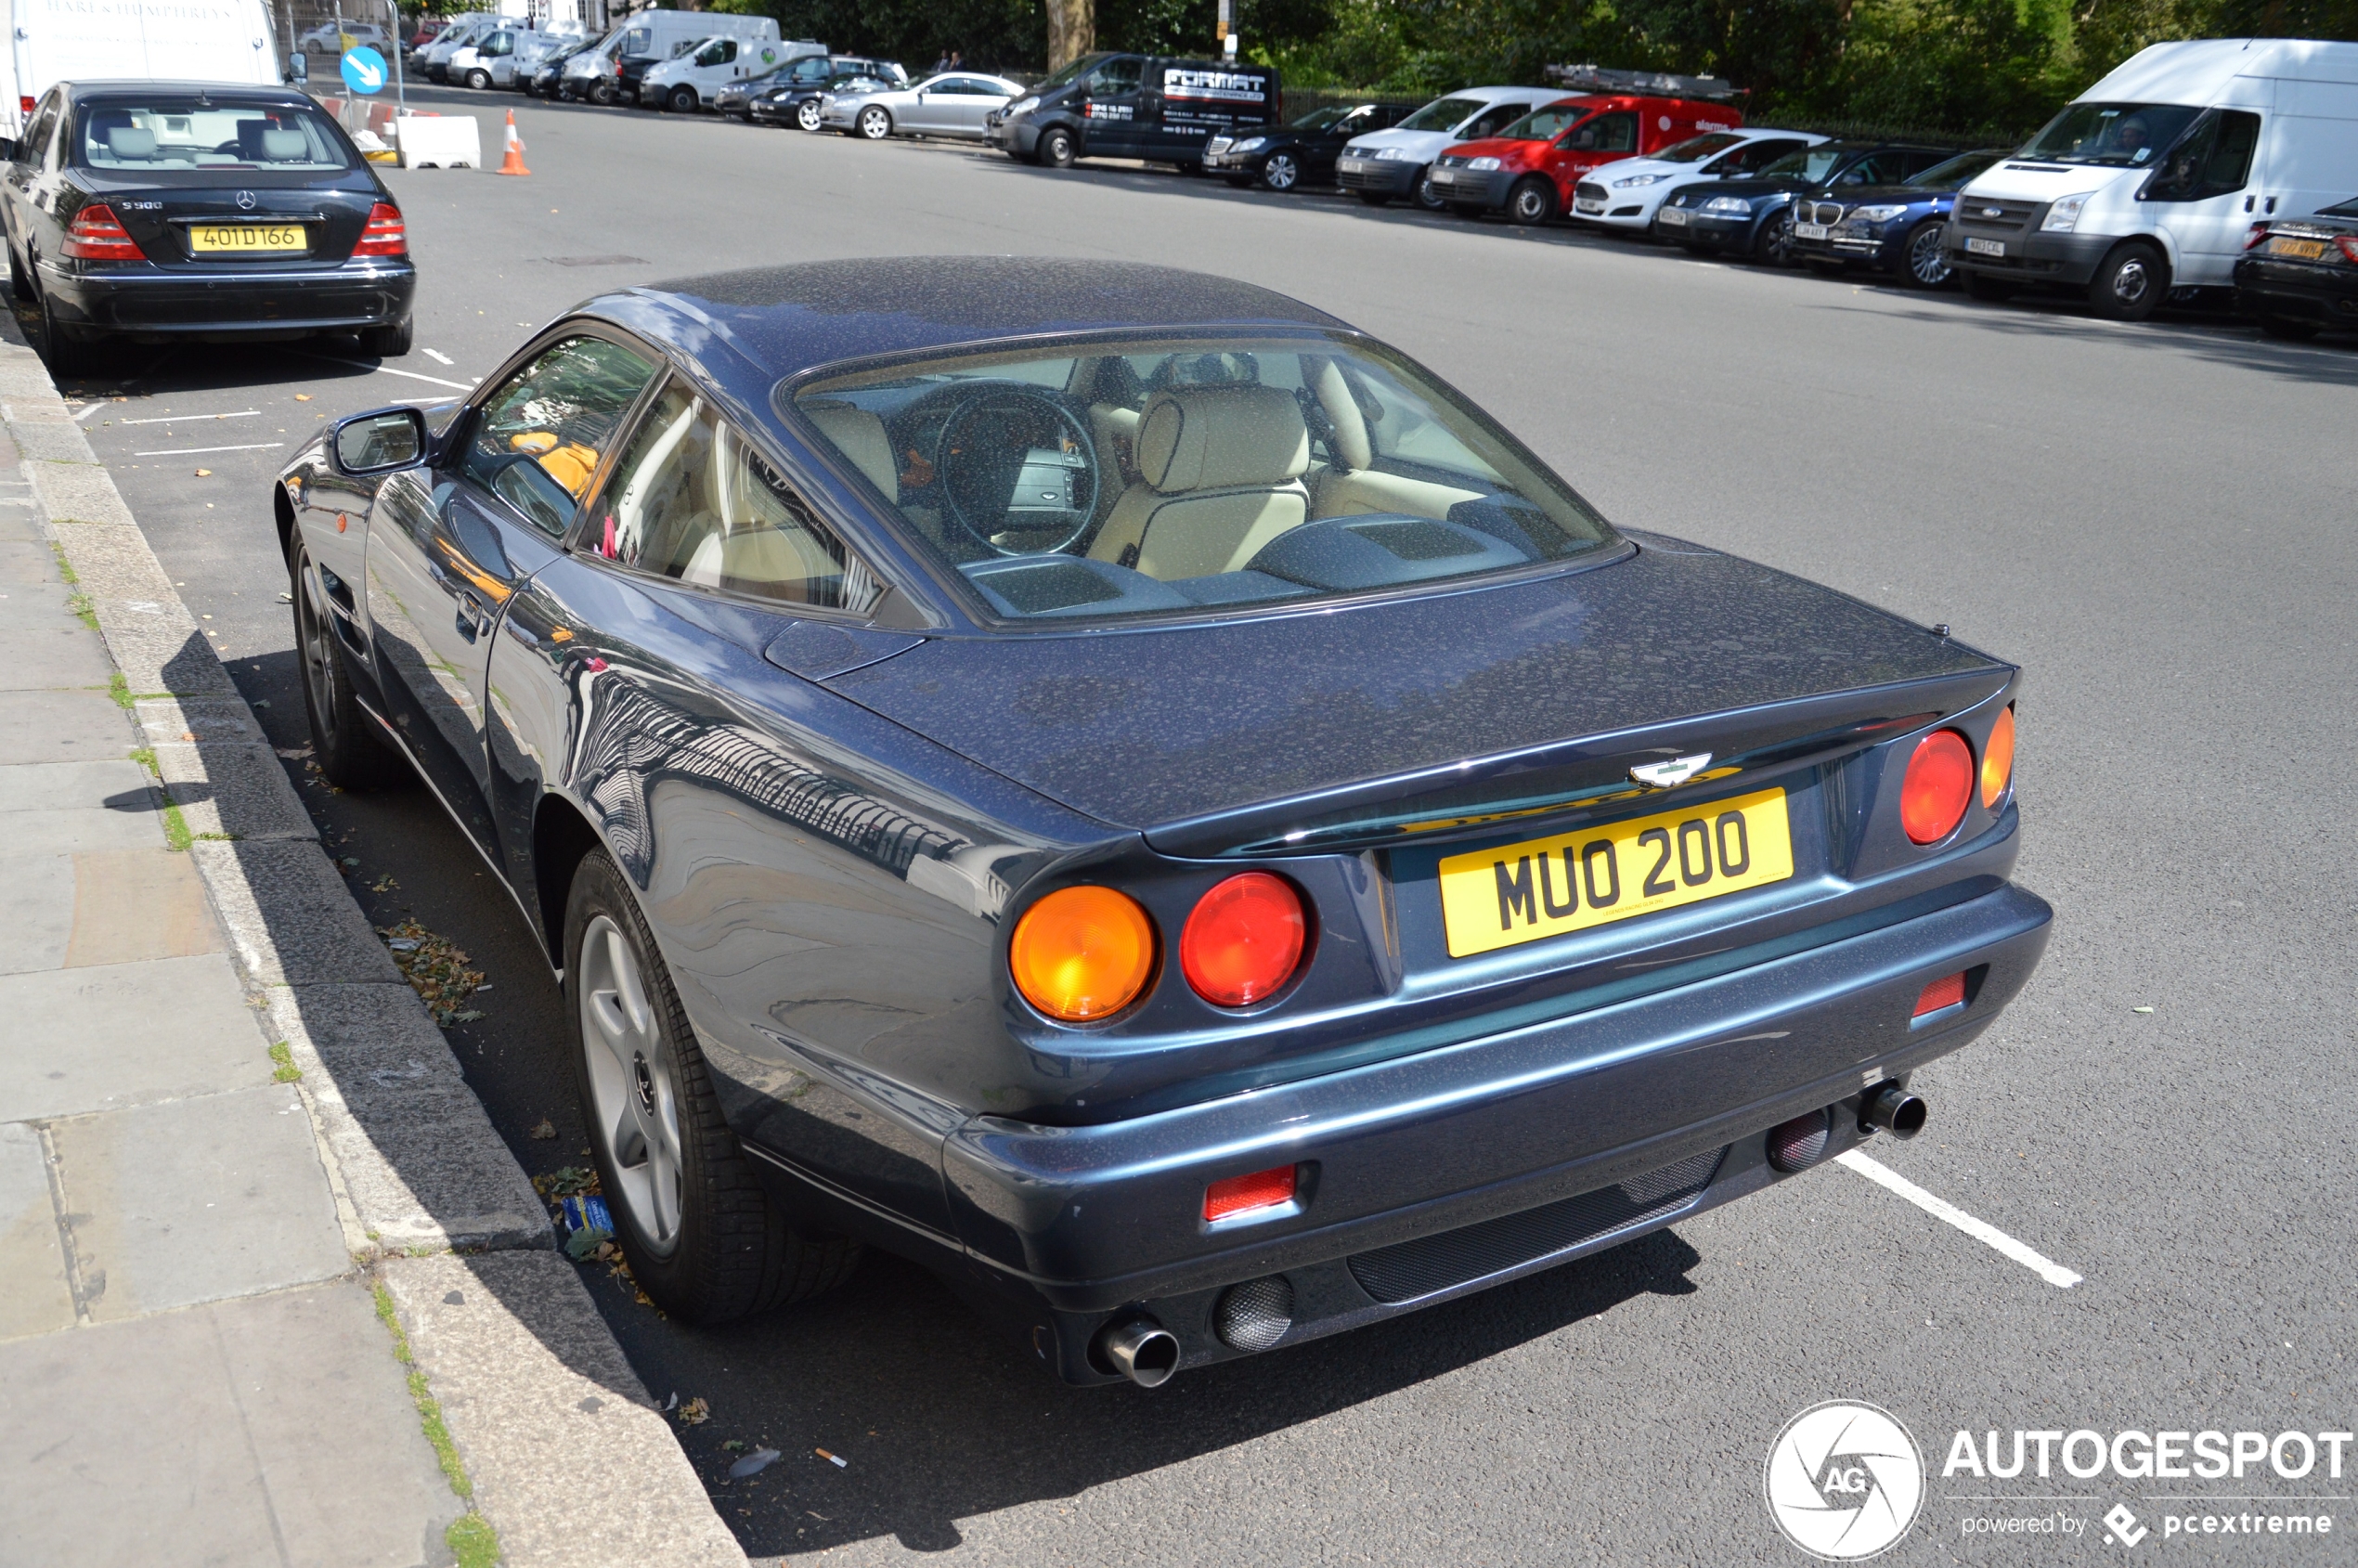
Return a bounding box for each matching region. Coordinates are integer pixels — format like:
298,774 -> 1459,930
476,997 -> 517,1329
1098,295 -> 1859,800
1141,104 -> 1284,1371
2,82 -> 413,375
419,19 -> 499,83
1334,85 -> 1570,210
525,36 -> 601,98
1202,100 -> 1417,192
274,254 -> 2046,1384
1947,38 -> 2358,319
820,71 -> 1024,140
297,21 -> 388,52
989,52 -> 1278,169
2233,196 -> 2358,339
1785,149 -> 2012,287
449,27 -> 572,92
641,34 -> 816,113
1569,127 -> 1825,232
1655,140 -> 1955,265
558,29 -> 631,102
1428,92 -> 1744,226
749,63 -> 904,132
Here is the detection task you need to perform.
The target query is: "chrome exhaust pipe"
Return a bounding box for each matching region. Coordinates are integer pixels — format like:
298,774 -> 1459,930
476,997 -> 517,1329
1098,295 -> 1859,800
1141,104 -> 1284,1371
1862,1082 -> 1927,1140
1095,1317 -> 1181,1388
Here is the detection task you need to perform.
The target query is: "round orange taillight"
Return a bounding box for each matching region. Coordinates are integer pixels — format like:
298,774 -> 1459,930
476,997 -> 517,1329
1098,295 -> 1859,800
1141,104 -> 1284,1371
1900,730 -> 1975,845
1980,705 -> 2016,809
1179,873 -> 1307,1008
1008,886 -> 1155,1021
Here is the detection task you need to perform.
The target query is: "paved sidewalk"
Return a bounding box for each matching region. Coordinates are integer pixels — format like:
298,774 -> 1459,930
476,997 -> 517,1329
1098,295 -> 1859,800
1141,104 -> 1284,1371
0,407 -> 461,1562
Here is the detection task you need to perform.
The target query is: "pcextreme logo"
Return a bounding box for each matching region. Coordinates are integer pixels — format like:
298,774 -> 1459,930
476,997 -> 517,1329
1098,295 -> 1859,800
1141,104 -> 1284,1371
1766,1401 -> 1926,1561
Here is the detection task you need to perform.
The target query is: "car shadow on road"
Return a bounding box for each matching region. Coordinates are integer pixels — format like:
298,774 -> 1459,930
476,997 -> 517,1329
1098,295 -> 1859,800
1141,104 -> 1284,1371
596,1226 -> 1703,1556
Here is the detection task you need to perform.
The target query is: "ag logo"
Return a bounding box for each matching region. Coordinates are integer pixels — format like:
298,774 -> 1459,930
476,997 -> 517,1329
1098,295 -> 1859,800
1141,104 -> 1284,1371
1765,1401 -> 1924,1560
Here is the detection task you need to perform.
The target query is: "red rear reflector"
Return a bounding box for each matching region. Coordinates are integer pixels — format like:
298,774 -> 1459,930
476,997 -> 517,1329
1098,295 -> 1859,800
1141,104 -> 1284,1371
2338,236 -> 2358,266
2244,222 -> 2272,250
62,203 -> 144,260
1914,972 -> 1966,1017
354,201 -> 408,257
1204,1164 -> 1297,1222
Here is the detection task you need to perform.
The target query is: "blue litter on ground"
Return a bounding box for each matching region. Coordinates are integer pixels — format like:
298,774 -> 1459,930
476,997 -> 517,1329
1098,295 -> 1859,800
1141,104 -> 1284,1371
560,1195 -> 612,1233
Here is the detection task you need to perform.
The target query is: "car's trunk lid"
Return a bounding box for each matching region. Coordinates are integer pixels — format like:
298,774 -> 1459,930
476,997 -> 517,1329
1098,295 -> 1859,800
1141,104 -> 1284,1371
77,171 -> 381,269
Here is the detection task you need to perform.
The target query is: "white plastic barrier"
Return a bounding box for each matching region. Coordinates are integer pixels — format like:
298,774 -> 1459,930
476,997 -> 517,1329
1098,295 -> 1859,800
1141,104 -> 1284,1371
397,114 -> 482,169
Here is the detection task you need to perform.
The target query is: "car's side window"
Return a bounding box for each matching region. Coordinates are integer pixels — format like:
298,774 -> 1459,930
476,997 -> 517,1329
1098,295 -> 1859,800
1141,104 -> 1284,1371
461,335 -> 659,538
1086,58 -> 1141,96
1462,104 -> 1523,139
1569,112 -> 1637,152
587,381 -> 884,614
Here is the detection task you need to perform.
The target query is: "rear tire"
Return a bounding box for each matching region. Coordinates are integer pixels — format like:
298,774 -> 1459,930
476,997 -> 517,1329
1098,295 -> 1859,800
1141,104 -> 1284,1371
1899,218 -> 1953,289
1414,168 -> 1445,211
463,69 -> 490,90
2259,315 -> 2319,341
292,536 -> 406,791
2087,240 -> 2166,321
8,244 -> 31,302
1507,177 -> 1556,226
1963,270 -> 2015,302
589,78 -> 615,106
359,317 -> 412,357
1040,126 -> 1075,168
565,850 -> 860,1324
667,85 -> 697,114
38,292 -> 96,378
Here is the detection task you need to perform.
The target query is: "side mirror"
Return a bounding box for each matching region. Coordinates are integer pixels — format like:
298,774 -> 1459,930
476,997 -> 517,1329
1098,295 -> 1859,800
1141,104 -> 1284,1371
331,407 -> 428,475
0,137 -> 16,162
285,53 -> 309,84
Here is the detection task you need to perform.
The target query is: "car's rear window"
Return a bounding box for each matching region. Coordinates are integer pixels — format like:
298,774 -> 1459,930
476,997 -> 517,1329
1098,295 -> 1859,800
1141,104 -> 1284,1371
75,98 -> 351,171
786,334 -> 1616,624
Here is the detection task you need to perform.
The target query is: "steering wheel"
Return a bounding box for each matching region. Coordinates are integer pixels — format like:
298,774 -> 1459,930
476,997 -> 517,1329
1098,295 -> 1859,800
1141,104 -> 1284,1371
934,387 -> 1099,557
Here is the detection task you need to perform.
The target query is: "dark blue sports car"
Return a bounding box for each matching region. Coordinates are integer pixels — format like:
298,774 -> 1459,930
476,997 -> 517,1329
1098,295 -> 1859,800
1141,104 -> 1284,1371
275,259 -> 2049,1385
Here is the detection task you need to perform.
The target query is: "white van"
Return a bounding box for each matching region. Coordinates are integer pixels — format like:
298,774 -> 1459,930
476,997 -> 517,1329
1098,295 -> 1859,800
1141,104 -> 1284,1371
1,0 -> 284,137
1332,86 -> 1574,210
640,32 -> 817,113
421,17 -> 501,83
448,25 -> 574,91
1948,38 -> 2358,318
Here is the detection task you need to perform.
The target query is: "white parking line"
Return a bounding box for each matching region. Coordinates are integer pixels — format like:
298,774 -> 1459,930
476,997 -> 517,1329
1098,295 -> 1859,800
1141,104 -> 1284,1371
1835,1149 -> 2082,1289
284,348 -> 474,392
131,442 -> 288,457
71,403 -> 104,421
116,409 -> 262,426
421,348 -> 455,365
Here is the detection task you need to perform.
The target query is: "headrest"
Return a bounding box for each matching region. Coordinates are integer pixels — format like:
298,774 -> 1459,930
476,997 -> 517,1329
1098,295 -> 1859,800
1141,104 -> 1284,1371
1134,384 -> 1309,494
106,126 -> 158,160
262,128 -> 307,162
801,402 -> 898,504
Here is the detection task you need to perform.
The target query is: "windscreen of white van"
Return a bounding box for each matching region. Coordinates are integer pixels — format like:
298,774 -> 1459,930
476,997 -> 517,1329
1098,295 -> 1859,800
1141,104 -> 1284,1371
2019,102 -> 2203,166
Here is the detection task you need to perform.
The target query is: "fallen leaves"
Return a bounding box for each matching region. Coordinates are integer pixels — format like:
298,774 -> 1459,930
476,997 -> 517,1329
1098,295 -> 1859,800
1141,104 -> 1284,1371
679,1397 -> 711,1427
529,1118 -> 558,1140
377,917 -> 486,1026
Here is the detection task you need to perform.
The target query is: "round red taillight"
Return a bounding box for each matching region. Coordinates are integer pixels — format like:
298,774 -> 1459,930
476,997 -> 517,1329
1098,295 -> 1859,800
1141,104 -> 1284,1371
1179,873 -> 1307,1008
1900,730 -> 1975,845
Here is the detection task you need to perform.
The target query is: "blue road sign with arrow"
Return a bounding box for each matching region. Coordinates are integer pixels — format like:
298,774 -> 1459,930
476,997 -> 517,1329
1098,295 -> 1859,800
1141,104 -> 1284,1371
341,45 -> 388,94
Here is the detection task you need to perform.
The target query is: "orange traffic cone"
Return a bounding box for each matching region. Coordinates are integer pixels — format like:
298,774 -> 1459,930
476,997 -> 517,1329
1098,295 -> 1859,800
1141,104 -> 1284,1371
498,110 -> 530,176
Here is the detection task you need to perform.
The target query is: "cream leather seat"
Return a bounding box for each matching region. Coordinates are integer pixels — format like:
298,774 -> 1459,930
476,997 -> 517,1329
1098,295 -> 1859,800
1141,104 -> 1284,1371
1088,385 -> 1312,580
801,403 -> 899,504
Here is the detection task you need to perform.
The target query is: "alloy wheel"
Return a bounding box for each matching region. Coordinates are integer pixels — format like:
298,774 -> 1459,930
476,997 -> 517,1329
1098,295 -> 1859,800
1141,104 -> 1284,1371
1263,152 -> 1299,191
1906,223 -> 1950,287
1758,210 -> 1795,266
859,106 -> 890,140
578,914 -> 685,1256
294,545 -> 343,756
797,99 -> 821,131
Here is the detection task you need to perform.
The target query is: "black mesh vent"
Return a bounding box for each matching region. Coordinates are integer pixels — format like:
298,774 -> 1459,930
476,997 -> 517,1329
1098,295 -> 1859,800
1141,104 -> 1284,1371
1213,1276 -> 1296,1352
1347,1147 -> 1725,1305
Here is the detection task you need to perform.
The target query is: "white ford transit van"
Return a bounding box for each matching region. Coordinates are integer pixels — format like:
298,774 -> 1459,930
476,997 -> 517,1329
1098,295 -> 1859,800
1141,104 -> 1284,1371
0,0 -> 284,137
640,31 -> 817,113
1947,37 -> 2358,318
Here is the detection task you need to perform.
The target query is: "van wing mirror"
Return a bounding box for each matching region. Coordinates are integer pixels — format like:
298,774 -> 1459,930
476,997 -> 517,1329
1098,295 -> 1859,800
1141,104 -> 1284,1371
285,53 -> 309,84
331,407 -> 429,476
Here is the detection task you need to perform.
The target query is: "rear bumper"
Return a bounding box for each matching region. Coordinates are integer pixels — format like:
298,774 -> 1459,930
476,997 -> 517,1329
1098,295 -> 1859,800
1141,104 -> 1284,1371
41,258 -> 417,335
895,879 -> 2050,1382
2233,260 -> 2358,323
1336,157 -> 1418,196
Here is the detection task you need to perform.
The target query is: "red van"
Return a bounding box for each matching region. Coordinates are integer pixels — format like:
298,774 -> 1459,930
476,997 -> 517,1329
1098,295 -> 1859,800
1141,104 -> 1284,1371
1426,94 -> 1744,226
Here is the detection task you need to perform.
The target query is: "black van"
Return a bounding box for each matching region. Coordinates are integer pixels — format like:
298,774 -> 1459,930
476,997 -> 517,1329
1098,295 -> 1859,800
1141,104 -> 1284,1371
987,52 -> 1279,168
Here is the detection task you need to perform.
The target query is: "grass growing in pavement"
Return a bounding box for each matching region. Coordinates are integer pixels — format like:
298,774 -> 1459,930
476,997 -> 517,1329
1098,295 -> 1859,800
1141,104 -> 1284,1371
107,672 -> 132,710
267,1042 -> 301,1083
50,543 -> 99,631
124,745 -> 236,851
371,1281 -> 503,1568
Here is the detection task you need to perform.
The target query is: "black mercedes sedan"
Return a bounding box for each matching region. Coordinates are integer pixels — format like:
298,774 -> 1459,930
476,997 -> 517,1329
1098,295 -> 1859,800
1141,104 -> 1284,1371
1656,140 -> 1956,265
2234,198 -> 2358,341
1202,101 -> 1416,192
1,82 -> 415,374
274,259 -> 2048,1385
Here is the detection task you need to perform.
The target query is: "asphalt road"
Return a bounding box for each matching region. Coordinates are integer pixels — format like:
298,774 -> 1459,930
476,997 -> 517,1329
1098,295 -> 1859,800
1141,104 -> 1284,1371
33,84 -> 2358,1566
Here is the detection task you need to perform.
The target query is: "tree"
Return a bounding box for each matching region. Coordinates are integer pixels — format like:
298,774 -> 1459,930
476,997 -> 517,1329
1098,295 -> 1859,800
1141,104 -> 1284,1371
1047,0 -> 1095,67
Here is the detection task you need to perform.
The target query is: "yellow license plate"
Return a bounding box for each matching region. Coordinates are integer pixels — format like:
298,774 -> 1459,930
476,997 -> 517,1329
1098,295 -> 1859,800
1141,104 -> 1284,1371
189,225 -> 307,254
2270,237 -> 2328,260
1438,786 -> 1794,958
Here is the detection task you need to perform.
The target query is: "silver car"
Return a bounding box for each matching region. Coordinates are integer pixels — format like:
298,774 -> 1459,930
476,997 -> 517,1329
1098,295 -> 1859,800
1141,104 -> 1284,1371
822,71 -> 1023,141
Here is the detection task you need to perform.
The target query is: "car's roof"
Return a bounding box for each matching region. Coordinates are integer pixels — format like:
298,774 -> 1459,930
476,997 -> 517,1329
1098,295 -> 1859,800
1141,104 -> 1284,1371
63,81 -> 317,103
612,258 -> 1349,379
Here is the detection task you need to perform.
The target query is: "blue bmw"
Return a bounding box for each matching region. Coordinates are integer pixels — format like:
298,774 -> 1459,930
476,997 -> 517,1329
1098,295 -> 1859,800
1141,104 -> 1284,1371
1786,149 -> 2012,288
274,260 -> 2050,1385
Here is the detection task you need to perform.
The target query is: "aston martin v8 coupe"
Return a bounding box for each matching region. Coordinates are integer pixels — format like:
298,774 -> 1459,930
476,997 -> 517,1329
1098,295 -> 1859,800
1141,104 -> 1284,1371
275,259 -> 2049,1386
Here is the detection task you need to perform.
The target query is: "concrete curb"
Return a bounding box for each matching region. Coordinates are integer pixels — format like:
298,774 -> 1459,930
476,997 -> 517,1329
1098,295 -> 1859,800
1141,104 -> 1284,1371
6,355 -> 748,1567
